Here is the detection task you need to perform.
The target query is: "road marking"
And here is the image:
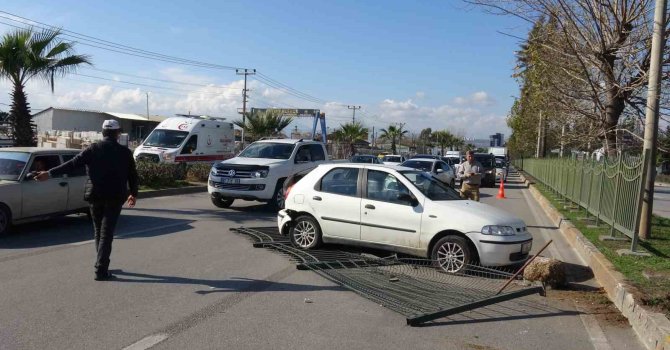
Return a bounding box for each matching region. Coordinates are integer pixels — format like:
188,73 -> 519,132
70,222 -> 191,246
122,333 -> 168,350
520,187 -> 613,350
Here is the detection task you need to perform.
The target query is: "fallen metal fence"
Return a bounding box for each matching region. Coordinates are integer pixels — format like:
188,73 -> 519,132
231,227 -> 544,326
514,151 -> 649,251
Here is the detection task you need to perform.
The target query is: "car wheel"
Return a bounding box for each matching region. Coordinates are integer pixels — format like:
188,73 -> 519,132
290,215 -> 322,250
269,184 -> 285,210
431,236 -> 471,273
0,205 -> 11,236
211,196 -> 234,208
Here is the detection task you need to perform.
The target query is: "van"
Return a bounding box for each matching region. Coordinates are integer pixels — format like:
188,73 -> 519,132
133,117 -> 235,163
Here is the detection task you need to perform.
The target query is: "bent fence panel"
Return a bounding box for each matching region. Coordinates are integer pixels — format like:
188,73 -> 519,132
514,154 -> 644,244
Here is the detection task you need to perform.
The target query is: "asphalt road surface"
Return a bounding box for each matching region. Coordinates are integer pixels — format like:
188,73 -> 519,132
654,184 -> 670,218
0,178 -> 644,350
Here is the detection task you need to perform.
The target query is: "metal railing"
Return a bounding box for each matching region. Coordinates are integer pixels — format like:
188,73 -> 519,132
514,151 -> 649,251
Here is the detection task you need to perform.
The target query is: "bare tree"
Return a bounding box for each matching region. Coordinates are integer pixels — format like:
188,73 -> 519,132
469,0 -> 670,155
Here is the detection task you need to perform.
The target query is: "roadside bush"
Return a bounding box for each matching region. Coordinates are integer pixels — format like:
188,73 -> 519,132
136,161 -> 187,188
186,163 -> 212,182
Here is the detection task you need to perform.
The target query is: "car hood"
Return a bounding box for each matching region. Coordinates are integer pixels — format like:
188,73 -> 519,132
428,199 -> 525,228
219,157 -> 286,166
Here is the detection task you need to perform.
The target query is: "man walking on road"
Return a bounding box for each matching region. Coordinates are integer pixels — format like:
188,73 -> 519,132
35,120 -> 139,281
458,150 -> 483,201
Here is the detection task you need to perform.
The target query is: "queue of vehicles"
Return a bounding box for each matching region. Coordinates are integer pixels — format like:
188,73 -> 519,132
0,121 -> 530,274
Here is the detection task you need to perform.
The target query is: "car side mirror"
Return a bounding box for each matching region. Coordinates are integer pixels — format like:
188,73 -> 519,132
398,193 -> 419,207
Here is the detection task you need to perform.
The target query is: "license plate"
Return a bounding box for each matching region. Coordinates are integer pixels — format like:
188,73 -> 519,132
521,241 -> 532,254
222,178 -> 240,184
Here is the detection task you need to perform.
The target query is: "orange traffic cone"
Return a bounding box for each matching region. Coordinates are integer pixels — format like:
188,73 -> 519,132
496,177 -> 506,199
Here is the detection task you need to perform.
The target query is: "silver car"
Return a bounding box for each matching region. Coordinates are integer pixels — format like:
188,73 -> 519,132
0,148 -> 89,235
401,158 -> 456,187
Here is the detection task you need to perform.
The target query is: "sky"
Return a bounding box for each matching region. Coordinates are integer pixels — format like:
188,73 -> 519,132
0,0 -> 531,139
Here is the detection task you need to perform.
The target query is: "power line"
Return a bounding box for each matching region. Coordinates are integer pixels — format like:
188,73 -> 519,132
71,73 -> 242,96
82,67 -> 241,90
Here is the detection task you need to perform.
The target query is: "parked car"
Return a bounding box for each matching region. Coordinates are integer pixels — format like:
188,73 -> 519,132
473,153 -> 496,187
411,154 -> 440,160
381,154 -> 405,166
350,155 -> 383,164
208,139 -> 328,210
0,147 -> 89,235
495,157 -> 507,182
401,158 -> 456,187
277,163 -> 532,273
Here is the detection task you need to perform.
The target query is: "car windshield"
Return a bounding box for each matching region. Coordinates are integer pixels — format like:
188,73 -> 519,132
351,156 -> 376,163
495,158 -> 506,168
0,151 -> 29,181
383,156 -> 402,162
143,130 -> 190,148
474,155 -> 495,169
239,142 -> 295,159
401,160 -> 432,171
400,170 -> 462,201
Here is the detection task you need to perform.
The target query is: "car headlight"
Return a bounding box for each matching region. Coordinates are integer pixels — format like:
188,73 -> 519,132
251,170 -> 268,178
481,225 -> 516,236
210,167 -> 217,177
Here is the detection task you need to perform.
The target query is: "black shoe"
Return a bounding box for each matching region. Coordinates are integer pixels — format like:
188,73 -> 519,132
94,272 -> 115,281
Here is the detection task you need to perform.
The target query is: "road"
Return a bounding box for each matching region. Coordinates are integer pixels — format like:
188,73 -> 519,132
654,184 -> 670,218
0,180 -> 644,350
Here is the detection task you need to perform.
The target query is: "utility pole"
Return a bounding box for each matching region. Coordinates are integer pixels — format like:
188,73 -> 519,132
146,92 -> 149,118
347,105 -> 361,123
236,68 -> 256,149
372,126 -> 375,148
639,0 -> 667,240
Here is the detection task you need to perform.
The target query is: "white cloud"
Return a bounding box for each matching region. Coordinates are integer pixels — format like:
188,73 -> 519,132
453,91 -> 495,107
415,91 -> 426,99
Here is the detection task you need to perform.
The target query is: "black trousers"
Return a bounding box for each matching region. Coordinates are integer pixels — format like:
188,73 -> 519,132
89,199 -> 124,274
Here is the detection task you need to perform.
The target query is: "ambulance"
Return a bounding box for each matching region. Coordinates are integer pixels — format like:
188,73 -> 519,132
133,116 -> 235,163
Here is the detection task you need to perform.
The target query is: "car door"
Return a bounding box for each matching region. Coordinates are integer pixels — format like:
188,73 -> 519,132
21,154 -> 68,218
440,162 -> 455,185
360,169 -> 422,248
61,153 -> 89,211
309,167 -> 361,241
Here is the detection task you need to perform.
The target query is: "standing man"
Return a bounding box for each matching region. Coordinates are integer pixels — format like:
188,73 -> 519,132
458,150 -> 483,201
35,120 -> 138,281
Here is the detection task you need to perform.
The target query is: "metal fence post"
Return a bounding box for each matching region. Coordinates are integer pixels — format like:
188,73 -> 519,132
609,153 -> 625,237
595,159 -> 606,227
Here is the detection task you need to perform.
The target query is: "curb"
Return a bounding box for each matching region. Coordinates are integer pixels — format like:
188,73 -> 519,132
138,185 -> 207,199
518,172 -> 670,350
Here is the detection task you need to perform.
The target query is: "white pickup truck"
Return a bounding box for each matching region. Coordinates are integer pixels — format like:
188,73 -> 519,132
208,139 -> 328,209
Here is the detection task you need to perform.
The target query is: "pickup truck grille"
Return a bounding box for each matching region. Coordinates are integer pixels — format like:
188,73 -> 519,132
213,164 -> 270,179
213,169 -> 254,178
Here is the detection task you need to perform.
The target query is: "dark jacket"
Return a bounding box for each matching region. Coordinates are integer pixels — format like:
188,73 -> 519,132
49,137 -> 139,202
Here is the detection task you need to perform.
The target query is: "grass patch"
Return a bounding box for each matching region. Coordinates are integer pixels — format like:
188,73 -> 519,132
139,180 -> 193,191
534,184 -> 670,318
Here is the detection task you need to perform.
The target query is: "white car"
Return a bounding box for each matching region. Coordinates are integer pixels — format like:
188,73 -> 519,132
0,148 -> 89,235
381,155 -> 405,166
277,164 -> 533,273
401,158 -> 456,188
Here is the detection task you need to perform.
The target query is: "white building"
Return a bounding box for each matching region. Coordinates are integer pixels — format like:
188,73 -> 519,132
32,107 -> 167,140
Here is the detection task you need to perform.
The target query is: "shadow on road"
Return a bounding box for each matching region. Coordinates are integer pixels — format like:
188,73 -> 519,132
127,205 -> 276,224
109,269 -> 345,294
0,215 -> 193,249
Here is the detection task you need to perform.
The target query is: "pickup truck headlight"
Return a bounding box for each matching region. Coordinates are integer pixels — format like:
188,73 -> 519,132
481,225 -> 516,236
251,170 -> 268,178
210,167 -> 217,177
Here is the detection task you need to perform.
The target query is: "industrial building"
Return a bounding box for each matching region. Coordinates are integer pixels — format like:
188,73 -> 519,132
32,107 -> 167,141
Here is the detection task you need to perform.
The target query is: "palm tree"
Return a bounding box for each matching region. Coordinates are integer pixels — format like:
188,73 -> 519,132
234,110 -> 294,141
433,130 -> 454,156
379,123 -> 409,154
333,122 -> 368,158
0,28 -> 91,146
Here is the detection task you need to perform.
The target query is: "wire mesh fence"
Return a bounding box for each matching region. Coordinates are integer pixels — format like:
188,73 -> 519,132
231,226 -> 544,326
514,151 -> 649,251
